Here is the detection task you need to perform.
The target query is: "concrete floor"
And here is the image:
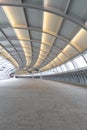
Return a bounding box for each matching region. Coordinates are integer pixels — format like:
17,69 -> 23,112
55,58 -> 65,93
0,78 -> 87,130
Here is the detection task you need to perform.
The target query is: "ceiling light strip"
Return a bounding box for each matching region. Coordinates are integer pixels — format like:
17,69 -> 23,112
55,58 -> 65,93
34,10 -> 63,68
41,28 -> 87,71
2,5 -> 32,69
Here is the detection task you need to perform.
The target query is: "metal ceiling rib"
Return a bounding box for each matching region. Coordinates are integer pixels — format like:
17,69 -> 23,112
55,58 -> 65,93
0,38 -> 69,54
39,0 -> 87,71
34,0 -> 71,69
0,2 -> 86,30
21,0 -> 33,69
1,0 -> 32,70
0,45 -> 19,69
0,27 -> 72,67
0,5 -> 26,70
0,0 -> 87,74
33,11 -> 63,67
23,6 -> 43,67
0,29 -> 24,67
0,25 -> 71,44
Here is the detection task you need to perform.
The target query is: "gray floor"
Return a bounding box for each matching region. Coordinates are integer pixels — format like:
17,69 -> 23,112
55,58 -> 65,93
0,78 -> 87,130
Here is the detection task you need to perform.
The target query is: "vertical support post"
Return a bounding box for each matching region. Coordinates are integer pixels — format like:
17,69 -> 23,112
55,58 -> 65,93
39,70 -> 42,79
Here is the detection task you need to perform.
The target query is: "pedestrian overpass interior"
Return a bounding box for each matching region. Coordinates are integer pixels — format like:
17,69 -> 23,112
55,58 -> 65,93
0,0 -> 87,85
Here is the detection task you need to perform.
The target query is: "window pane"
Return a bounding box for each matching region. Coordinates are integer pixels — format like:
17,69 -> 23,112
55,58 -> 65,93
83,52 -> 87,61
72,55 -> 87,68
56,66 -> 62,73
60,64 -> 67,72
0,56 -> 15,79
61,64 -> 67,72
65,61 -> 74,70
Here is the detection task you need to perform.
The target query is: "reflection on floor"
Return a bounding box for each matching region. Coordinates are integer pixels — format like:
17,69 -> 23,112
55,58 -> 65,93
0,78 -> 87,130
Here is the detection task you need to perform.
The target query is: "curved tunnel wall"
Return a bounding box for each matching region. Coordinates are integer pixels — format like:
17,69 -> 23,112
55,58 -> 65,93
42,69 -> 87,85
16,69 -> 87,85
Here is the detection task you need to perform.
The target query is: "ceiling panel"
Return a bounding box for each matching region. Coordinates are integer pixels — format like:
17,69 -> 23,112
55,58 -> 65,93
0,31 -> 6,39
0,41 -> 11,46
69,0 -> 87,20
59,19 -> 80,40
32,42 -> 40,48
25,8 -> 43,28
51,47 -> 60,54
2,28 -> 17,37
11,52 -> 18,55
11,40 -> 22,46
30,31 -> 42,40
44,0 -> 69,10
16,47 -> 24,51
46,56 -> 53,61
23,0 -> 43,5
54,39 -> 68,49
0,7 -> 10,24
48,53 -> 57,58
33,52 -> 39,57
6,48 -> 16,51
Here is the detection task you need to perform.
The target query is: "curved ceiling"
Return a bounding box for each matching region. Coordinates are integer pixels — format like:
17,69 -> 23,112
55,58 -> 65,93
0,0 -> 87,74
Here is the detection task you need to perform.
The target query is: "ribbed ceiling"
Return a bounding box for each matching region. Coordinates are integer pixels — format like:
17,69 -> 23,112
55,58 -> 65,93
0,0 -> 87,74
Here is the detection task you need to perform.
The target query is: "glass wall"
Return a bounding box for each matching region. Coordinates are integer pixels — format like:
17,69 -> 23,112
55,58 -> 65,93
65,61 -> 74,70
30,50 -> 87,76
0,56 -> 15,79
60,64 -> 67,72
40,51 -> 87,76
72,55 -> 87,68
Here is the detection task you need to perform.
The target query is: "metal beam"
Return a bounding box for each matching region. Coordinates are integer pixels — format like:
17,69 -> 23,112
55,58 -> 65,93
0,44 -> 20,67
47,0 -> 72,62
22,2 -> 33,68
30,50 -> 58,68
1,37 -> 81,69
0,37 -> 69,49
24,53 -> 53,70
0,2 -> 86,30
0,29 -> 25,68
1,35 -> 86,71
0,25 -> 70,43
